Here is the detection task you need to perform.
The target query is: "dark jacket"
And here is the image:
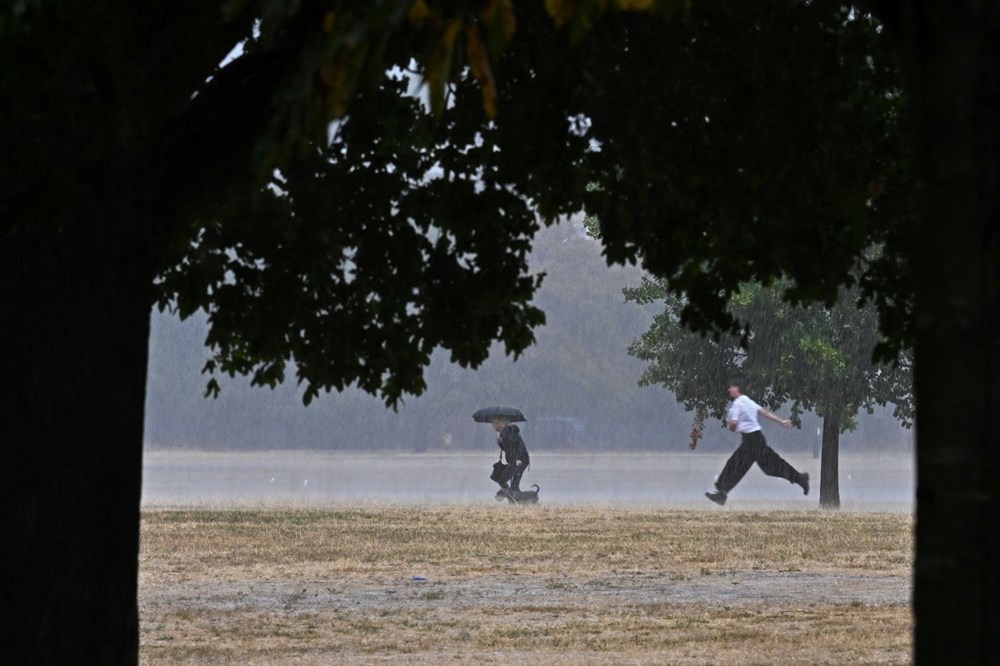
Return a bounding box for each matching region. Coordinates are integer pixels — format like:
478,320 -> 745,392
498,424 -> 530,466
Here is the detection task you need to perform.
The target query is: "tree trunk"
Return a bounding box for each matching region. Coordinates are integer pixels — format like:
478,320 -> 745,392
819,412 -> 841,509
895,3 -> 1000,662
4,166 -> 159,664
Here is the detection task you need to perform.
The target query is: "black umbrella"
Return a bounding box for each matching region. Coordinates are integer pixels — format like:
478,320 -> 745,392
472,406 -> 526,423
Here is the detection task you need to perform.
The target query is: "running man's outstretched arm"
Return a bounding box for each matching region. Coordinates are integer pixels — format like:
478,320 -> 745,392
759,408 -> 793,428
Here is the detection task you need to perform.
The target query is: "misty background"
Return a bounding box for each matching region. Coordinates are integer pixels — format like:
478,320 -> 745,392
143,221 -> 912,458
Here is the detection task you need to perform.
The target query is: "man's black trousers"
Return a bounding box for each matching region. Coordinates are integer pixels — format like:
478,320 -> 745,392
716,430 -> 800,493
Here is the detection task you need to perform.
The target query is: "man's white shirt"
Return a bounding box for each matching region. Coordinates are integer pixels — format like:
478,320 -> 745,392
728,395 -> 763,433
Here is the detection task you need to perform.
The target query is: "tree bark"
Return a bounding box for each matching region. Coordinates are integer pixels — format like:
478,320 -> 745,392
1,19 -> 309,658
4,164 -> 159,664
819,412 -> 841,509
895,3 -> 1000,662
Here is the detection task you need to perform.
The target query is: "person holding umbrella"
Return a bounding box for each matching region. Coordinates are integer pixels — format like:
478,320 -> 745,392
473,407 -> 531,494
493,418 -> 530,492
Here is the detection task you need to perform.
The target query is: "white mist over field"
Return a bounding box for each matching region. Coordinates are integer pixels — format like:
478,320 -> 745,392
141,450 -> 914,512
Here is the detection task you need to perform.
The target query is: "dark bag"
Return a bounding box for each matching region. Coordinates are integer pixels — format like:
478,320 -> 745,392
490,460 -> 509,483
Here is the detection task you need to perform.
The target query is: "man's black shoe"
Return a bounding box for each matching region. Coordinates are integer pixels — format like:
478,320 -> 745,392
705,489 -> 727,506
799,473 -> 810,496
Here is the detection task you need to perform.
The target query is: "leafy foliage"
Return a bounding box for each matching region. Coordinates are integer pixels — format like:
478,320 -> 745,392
157,69 -> 549,405
147,222 -> 701,452
4,0 -> 907,410
146,0 -> 911,409
571,2 -> 913,454
572,2 -> 911,359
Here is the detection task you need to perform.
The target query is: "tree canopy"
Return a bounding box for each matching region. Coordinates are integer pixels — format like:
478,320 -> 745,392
148,0 -> 911,407
2,1 -> 909,405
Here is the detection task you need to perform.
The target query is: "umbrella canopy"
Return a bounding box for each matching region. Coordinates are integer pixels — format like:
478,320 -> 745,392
472,406 -> 526,423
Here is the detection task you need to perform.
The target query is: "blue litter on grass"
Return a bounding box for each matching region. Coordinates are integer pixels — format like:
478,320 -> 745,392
411,576 -> 427,581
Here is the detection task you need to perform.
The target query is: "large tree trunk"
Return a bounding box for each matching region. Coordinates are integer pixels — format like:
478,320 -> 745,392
819,412 -> 841,509
895,3 -> 1000,662
1,17 -> 303,658
4,165 -> 159,664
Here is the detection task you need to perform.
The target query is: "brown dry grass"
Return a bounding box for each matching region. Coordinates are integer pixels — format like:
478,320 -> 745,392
139,505 -> 912,665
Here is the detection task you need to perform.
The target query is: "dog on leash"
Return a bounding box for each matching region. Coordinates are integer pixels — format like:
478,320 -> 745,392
495,485 -> 540,505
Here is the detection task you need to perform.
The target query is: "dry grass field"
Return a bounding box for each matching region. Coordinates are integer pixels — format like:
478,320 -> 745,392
139,505 -> 912,665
